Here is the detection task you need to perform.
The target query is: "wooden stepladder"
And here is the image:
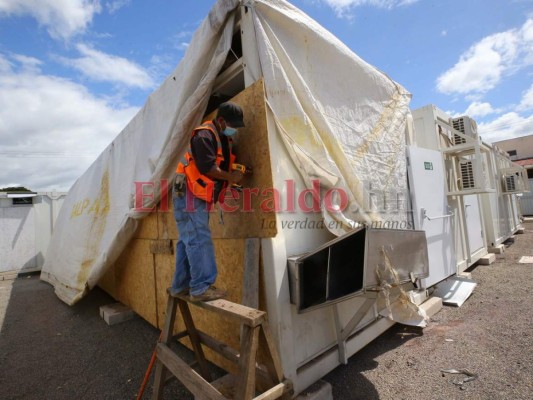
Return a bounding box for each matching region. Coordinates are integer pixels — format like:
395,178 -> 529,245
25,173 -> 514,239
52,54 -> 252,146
151,291 -> 293,400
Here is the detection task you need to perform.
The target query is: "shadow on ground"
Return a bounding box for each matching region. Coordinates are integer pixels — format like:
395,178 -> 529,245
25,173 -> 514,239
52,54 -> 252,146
0,275 -> 212,400
323,324 -> 423,400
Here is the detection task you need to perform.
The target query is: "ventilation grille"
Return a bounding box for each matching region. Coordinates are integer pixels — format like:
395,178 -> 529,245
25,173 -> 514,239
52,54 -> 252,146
460,161 -> 475,189
453,134 -> 466,145
505,175 -> 517,192
452,118 -> 465,133
452,118 -> 467,145
452,116 -> 478,140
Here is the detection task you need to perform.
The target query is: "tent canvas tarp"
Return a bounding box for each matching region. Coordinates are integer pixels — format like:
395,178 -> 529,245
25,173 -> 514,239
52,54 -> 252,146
42,0 -> 410,305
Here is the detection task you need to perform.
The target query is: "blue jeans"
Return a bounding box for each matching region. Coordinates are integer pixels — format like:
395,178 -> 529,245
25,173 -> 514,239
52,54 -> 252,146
171,188 -> 217,296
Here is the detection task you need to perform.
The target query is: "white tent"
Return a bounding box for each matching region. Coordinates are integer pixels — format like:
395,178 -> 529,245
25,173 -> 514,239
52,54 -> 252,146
42,0 -> 410,310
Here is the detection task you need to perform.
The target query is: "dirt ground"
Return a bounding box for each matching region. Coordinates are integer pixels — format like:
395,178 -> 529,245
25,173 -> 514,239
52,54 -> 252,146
324,221 -> 533,400
0,222 -> 531,399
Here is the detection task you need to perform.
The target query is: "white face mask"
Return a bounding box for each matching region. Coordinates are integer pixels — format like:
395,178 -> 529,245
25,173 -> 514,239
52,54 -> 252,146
223,127 -> 238,136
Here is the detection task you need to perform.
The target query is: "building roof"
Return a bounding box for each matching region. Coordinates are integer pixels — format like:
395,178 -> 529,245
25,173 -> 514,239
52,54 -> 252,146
515,158 -> 533,167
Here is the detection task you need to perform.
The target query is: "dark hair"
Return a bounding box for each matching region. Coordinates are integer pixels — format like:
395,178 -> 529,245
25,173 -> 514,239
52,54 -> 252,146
216,102 -> 245,128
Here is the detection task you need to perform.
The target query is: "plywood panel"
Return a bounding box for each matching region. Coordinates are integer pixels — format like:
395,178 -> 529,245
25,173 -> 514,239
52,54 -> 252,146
158,209 -> 178,240
101,80 -> 274,374
210,79 -> 276,239
112,239 -> 157,326
134,212 -> 159,239
154,238 -> 246,373
154,79 -> 275,240
98,266 -> 117,299
154,249 -> 175,329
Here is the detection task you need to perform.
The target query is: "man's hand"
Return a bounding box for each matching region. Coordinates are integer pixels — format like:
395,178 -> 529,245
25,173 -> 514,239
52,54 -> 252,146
205,166 -> 243,185
228,170 -> 244,186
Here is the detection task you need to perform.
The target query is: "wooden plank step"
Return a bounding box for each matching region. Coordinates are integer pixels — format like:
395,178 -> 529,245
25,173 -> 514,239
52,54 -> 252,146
211,374 -> 238,399
197,330 -> 276,392
253,382 -> 288,400
172,296 -> 266,327
211,376 -> 290,400
156,343 -> 226,400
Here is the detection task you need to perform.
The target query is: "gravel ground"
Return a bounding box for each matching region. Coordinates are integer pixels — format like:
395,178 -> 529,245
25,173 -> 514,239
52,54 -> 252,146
0,222 -> 531,399
325,221 -> 533,399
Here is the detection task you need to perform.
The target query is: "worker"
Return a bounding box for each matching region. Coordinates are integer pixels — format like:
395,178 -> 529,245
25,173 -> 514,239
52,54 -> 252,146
170,102 -> 245,302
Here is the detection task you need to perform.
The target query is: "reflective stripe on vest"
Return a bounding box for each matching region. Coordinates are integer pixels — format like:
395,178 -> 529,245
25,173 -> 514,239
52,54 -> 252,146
175,122 -> 233,203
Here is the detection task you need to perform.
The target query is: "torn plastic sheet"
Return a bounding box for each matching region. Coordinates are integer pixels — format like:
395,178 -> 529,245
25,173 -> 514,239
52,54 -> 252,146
376,247 -> 428,327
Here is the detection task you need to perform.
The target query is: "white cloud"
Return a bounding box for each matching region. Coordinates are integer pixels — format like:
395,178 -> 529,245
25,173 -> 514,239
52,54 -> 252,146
60,43 -> 155,89
464,101 -> 498,118
321,0 -> 419,18
0,0 -> 101,40
106,0 -> 130,14
519,82 -> 533,111
11,54 -> 42,73
478,112 -> 533,143
437,19 -> 533,95
0,52 -> 139,191
0,54 -> 12,72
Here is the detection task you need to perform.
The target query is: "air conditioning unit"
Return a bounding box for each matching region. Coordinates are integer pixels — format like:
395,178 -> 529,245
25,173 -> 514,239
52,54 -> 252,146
501,167 -> 529,194
445,152 -> 494,195
452,116 -> 478,145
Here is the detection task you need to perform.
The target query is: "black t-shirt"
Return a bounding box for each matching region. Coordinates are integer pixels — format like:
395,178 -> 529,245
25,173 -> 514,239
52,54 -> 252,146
190,127 -> 230,174
190,124 -> 231,201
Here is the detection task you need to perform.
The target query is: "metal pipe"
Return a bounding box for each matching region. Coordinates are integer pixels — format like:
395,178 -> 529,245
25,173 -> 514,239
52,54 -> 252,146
422,207 -> 454,220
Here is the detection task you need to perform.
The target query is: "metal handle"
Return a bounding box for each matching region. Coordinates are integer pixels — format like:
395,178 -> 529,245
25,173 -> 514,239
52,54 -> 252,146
422,208 -> 454,221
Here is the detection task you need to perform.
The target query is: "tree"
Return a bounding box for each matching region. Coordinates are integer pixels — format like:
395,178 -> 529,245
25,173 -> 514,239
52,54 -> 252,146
0,186 -> 33,192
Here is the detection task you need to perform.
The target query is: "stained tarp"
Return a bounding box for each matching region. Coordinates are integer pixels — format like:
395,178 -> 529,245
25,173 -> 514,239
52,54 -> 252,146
251,0 -> 411,234
42,0 -> 411,305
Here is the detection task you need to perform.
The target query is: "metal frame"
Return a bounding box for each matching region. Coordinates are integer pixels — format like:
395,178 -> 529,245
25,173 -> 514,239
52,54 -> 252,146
333,292 -> 378,364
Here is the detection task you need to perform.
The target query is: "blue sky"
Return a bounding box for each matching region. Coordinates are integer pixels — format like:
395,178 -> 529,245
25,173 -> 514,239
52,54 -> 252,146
0,0 -> 532,191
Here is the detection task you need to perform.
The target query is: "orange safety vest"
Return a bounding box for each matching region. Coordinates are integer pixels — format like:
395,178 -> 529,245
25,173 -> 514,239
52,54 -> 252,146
176,122 -> 236,203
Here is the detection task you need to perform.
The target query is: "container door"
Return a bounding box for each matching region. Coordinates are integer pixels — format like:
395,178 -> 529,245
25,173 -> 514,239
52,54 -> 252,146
407,146 -> 455,288
464,194 -> 484,255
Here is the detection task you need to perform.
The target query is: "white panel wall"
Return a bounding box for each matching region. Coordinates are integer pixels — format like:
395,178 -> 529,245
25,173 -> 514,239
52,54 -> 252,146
0,205 -> 36,272
0,193 -> 66,274
520,178 -> 533,215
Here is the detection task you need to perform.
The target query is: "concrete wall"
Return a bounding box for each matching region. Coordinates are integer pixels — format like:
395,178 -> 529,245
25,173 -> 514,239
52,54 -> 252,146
0,192 -> 67,274
493,135 -> 533,160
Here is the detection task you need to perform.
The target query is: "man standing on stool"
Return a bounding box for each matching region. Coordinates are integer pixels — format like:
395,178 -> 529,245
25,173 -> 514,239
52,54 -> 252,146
171,102 -> 245,302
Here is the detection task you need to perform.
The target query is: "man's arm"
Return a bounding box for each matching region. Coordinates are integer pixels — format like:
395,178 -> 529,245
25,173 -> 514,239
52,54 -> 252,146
205,166 -> 243,185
